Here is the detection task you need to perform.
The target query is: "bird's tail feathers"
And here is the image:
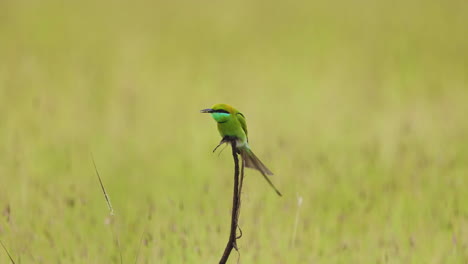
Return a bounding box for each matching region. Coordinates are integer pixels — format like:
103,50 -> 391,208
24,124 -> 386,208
239,147 -> 282,196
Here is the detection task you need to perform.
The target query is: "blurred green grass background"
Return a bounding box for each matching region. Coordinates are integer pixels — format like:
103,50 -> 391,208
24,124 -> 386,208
1,0 -> 467,263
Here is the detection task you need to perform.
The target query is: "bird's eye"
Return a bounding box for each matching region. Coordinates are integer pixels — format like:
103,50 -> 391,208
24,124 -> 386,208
214,109 -> 229,114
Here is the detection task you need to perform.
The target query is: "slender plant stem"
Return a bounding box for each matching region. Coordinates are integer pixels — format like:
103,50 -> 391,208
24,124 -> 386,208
0,240 -> 15,264
219,139 -> 242,264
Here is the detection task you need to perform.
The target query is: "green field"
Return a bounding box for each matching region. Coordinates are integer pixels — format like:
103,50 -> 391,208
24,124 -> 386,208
1,0 -> 467,263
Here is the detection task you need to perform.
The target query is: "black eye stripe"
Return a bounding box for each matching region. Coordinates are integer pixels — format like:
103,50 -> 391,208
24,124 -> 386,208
214,109 -> 229,114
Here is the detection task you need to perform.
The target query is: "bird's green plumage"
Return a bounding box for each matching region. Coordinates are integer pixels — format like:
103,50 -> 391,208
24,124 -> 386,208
201,103 -> 282,196
210,104 -> 248,146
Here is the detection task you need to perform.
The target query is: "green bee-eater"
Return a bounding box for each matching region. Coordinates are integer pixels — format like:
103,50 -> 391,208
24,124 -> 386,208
201,103 -> 282,196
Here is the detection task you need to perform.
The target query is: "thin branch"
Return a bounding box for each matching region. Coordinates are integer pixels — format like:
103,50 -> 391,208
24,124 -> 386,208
219,138 -> 243,264
236,158 -> 245,240
212,138 -> 229,153
0,239 -> 15,264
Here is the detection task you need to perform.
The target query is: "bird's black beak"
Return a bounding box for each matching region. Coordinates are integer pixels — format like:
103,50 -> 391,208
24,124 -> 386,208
200,108 -> 214,113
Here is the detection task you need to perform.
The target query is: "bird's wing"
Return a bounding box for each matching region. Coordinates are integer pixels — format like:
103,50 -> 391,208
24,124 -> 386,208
237,112 -> 248,141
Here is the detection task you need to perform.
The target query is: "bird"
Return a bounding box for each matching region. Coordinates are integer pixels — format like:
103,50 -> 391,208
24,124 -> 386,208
201,103 -> 282,196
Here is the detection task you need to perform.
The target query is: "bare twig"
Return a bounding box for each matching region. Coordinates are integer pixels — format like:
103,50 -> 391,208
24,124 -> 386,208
212,138 -> 229,153
0,239 -> 15,264
219,138 -> 244,264
236,159 -> 245,240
